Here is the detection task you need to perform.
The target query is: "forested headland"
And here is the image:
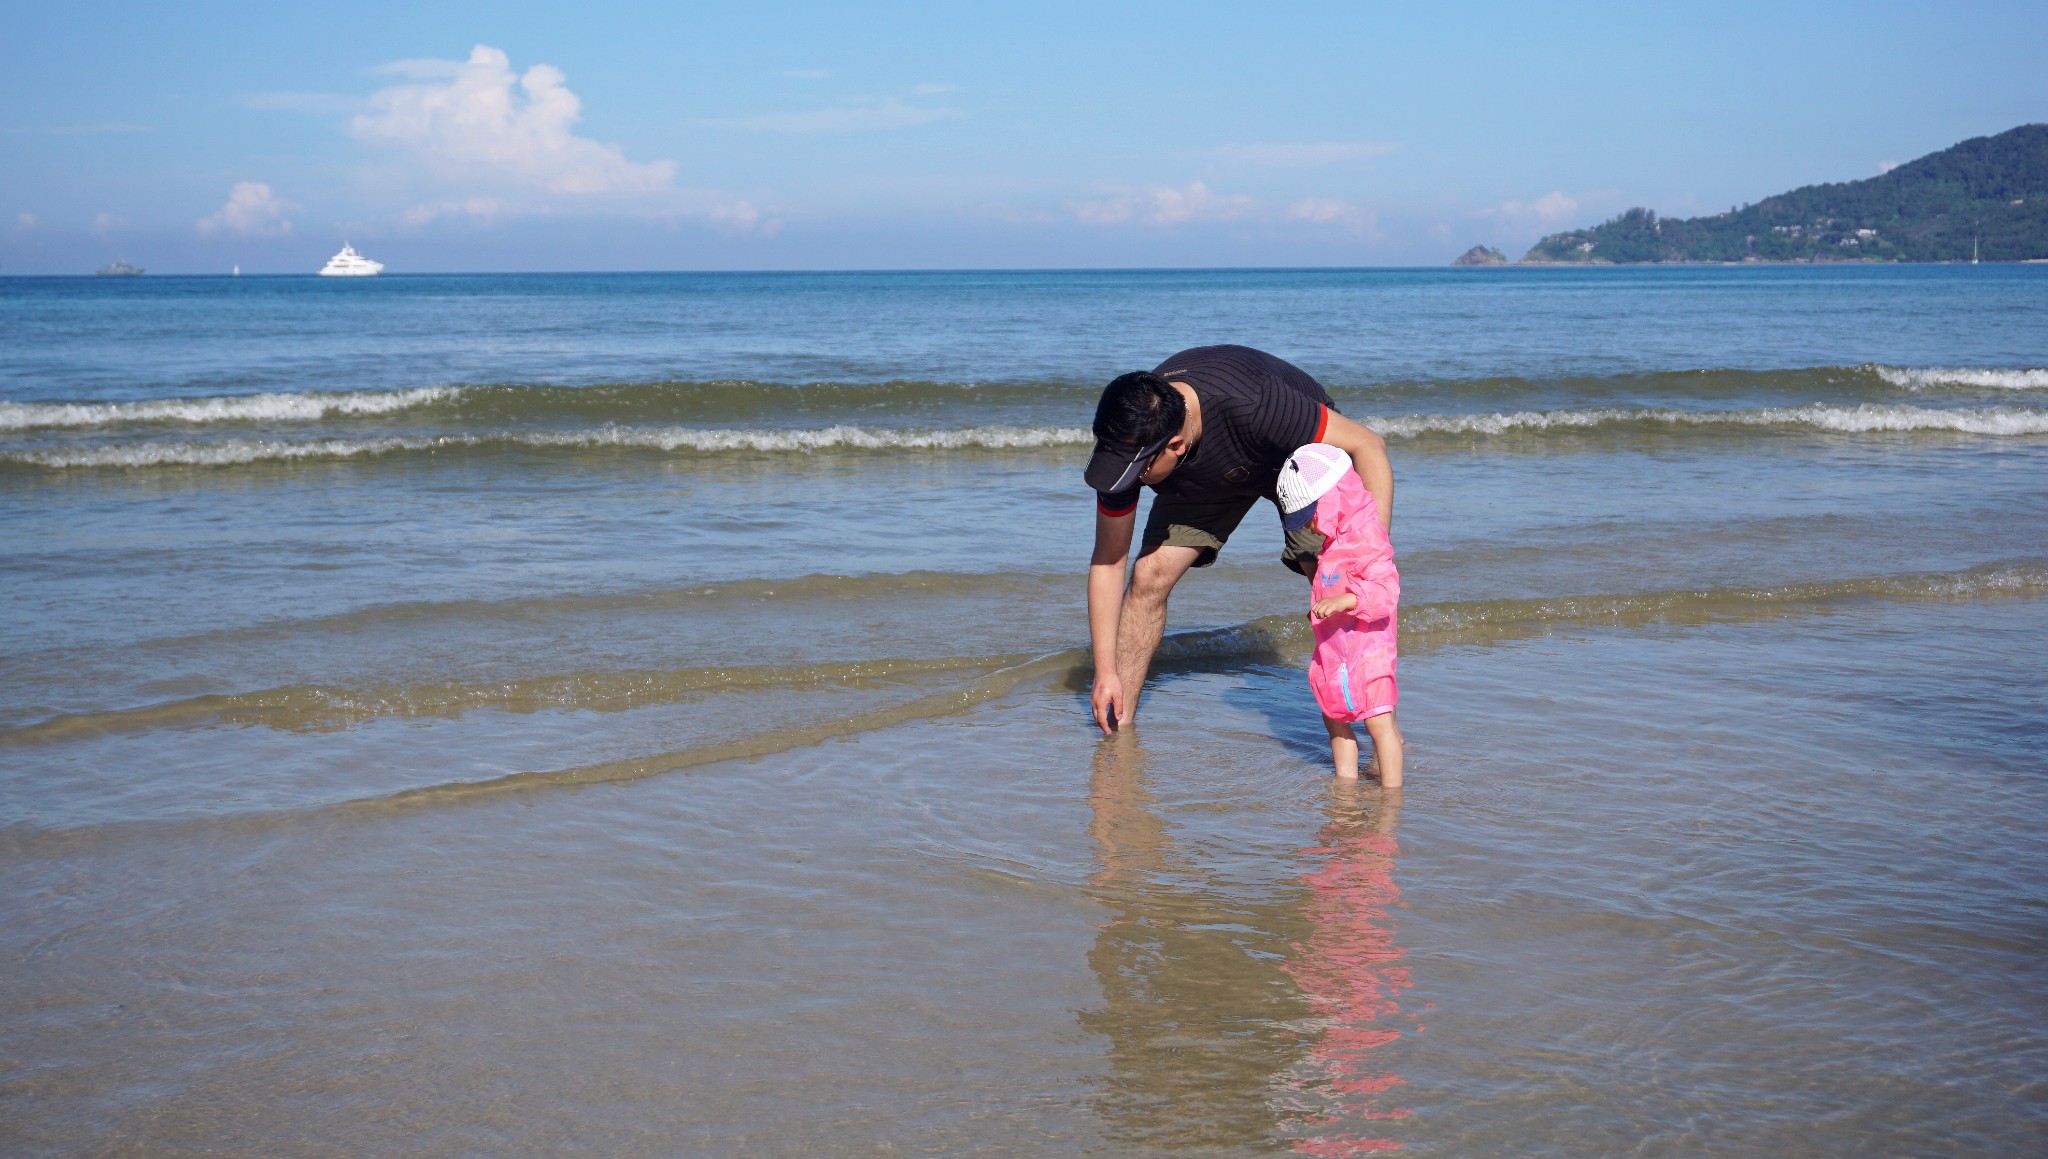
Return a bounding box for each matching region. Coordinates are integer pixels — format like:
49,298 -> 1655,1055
1520,123 -> 2048,263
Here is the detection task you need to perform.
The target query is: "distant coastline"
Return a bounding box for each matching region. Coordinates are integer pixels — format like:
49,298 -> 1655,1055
1512,257 -> 2048,266
1487,123 -> 2047,266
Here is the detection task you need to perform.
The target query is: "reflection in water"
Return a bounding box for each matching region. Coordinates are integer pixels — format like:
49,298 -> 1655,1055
1080,733 -> 1313,1150
1079,736 -> 1412,1153
1276,785 -> 1412,1154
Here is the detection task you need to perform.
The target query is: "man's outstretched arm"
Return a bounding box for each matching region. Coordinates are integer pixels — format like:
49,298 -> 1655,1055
1320,411 -> 1394,530
1087,505 -> 1137,734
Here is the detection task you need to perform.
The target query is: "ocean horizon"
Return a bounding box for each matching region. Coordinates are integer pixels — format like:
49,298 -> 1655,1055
20,257 -> 2048,277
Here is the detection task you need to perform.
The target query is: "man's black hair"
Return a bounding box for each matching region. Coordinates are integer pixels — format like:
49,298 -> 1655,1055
1092,371 -> 1186,445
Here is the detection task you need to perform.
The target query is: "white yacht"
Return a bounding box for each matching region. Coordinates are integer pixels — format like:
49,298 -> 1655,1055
318,243 -> 384,277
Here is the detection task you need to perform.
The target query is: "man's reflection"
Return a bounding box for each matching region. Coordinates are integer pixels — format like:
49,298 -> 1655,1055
1079,735 -> 1414,1153
1276,782 -> 1412,1154
1079,732 -> 1314,1150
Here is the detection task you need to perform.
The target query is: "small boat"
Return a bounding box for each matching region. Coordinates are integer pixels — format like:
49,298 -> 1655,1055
318,243 -> 384,277
96,260 -> 144,277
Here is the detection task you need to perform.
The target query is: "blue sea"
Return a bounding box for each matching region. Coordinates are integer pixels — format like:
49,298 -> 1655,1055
3,266 -> 2045,1155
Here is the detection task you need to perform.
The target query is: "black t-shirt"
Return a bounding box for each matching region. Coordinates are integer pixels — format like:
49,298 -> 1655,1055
1096,345 -> 1336,516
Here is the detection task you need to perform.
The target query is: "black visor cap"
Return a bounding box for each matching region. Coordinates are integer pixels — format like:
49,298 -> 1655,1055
1084,433 -> 1170,494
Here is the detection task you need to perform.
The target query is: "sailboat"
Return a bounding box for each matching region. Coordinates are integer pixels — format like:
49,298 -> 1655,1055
318,243 -> 384,277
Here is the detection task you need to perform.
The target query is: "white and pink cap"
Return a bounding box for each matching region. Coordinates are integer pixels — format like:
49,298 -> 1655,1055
1275,442 -> 1352,531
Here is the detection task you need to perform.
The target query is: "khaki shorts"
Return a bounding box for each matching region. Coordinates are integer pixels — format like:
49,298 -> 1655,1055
1140,491 -> 1327,574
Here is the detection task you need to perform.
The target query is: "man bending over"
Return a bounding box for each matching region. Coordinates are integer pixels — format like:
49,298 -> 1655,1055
1083,345 -> 1394,734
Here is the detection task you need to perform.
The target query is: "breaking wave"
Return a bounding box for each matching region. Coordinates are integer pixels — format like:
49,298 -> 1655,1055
6,389 -> 2045,469
10,403 -> 2045,470
1872,365 -> 2048,391
0,386 -> 458,431
0,379 -> 1094,431
1370,403 -> 2048,438
4,424 -> 1096,468
5,363 -> 2042,438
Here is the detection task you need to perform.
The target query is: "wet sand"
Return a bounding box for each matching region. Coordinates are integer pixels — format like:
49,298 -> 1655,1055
7,595 -> 2045,1155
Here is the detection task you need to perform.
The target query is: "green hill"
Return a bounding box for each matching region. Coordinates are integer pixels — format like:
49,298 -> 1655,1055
1521,123 -> 2048,263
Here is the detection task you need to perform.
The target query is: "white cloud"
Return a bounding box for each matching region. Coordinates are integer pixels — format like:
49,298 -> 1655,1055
15,212 -> 35,230
350,44 -> 675,196
1478,191 -> 1580,227
197,182 -> 295,236
1285,197 -> 1379,235
91,212 -> 122,235
340,45 -> 779,236
911,82 -> 958,96
1072,181 -> 1256,227
1210,141 -> 1396,168
726,97 -> 961,134
1877,159 -> 1899,174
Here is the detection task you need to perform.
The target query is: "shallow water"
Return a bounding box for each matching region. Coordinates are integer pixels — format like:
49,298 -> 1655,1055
3,267 -> 2045,1155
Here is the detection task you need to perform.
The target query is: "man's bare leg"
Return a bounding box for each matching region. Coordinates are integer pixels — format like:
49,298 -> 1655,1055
1112,544 -> 1200,726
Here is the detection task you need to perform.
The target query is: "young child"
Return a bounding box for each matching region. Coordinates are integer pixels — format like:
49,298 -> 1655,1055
1275,443 -> 1403,786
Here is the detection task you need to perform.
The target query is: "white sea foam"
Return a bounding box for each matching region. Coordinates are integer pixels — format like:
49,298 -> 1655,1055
1772,404 -> 2048,434
7,425 -> 1096,468
522,424 -> 1095,452
13,437 -> 425,468
1371,404 -> 2048,438
0,386 -> 459,431
10,406 -> 2044,470
7,367 -> 2040,437
1871,365 -> 2048,391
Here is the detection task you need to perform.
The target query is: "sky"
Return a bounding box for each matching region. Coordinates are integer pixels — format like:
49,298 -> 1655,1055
3,1 -> 2044,273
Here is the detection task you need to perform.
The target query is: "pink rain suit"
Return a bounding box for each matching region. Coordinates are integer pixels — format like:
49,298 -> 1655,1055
1306,469 -> 1400,723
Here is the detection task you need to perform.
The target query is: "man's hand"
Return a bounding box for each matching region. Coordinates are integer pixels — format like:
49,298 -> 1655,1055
1311,592 -> 1358,621
1091,671 -> 1126,734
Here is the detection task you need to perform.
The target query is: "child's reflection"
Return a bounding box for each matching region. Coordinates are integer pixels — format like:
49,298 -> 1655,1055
1277,782 -> 1413,1154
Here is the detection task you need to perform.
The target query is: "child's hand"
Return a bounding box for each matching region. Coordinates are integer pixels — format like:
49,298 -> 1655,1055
1310,592 -> 1357,621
